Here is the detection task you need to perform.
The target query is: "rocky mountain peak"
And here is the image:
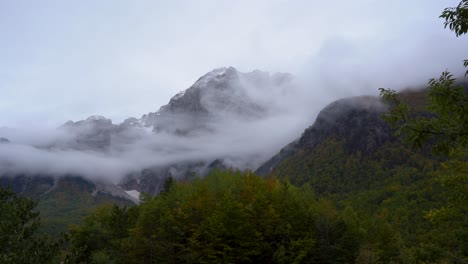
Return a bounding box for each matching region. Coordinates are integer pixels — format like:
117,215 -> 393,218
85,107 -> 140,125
57,115 -> 116,151
139,66 -> 291,134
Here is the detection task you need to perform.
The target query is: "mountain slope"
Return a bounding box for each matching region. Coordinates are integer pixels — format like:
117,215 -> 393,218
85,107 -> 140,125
116,67 -> 295,194
0,66 -> 299,233
255,93 -> 466,261
140,67 -> 292,134
0,175 -> 135,234
257,96 -> 391,176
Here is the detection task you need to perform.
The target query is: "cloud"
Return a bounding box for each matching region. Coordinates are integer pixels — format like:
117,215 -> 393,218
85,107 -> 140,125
0,1 -> 466,184
0,70 -> 313,183
0,1 -> 466,127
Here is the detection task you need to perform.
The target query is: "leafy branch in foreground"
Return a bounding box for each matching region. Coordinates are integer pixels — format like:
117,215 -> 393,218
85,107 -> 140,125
441,0 -> 468,37
440,0 -> 468,75
379,71 -> 468,155
380,77 -> 467,250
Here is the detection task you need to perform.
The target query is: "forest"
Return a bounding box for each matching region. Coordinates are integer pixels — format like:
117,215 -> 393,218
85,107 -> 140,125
1,1 -> 467,263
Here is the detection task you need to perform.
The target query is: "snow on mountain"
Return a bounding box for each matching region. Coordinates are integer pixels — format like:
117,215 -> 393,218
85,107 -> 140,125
2,66 -> 299,196
137,66 -> 293,135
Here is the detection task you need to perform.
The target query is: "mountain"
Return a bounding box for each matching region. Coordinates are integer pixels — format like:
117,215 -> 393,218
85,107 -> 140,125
253,91 -> 467,260
0,175 -> 135,234
255,93 -> 437,194
114,67 -> 294,194
1,66 -> 295,193
42,67 -> 291,151
139,67 -> 291,134
0,67 -> 297,232
56,87 -> 466,263
59,115 -> 116,151
256,96 -> 393,179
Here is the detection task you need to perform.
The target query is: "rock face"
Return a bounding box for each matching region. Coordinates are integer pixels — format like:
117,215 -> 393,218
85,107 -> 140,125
1,67 -> 294,196
57,67 -> 292,148
0,137 -> 10,144
298,96 -> 390,152
0,174 -> 55,198
139,67 -> 291,135
256,96 -> 392,175
116,67 -> 293,194
60,116 -> 116,151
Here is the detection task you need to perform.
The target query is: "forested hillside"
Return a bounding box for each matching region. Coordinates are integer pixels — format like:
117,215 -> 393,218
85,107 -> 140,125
1,90 -> 466,263
63,170 -> 415,263
56,90 -> 465,263
1,1 -> 467,263
257,93 -> 465,263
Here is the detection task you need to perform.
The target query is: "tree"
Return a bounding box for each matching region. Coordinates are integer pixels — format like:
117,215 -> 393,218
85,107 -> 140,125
379,72 -> 468,154
441,0 -> 468,75
379,2 -> 468,261
379,0 -> 468,155
65,204 -> 139,264
0,186 -> 58,263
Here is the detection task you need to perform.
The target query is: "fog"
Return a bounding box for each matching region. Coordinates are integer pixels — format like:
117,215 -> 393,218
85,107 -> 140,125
0,1 -> 467,183
0,69 -> 315,183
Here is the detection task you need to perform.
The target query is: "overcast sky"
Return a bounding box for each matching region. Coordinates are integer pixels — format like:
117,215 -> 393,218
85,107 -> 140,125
0,0 -> 466,128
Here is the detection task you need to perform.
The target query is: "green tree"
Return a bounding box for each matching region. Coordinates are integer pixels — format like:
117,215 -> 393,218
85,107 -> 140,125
125,170 -> 367,263
379,2 -> 468,261
379,72 -> 468,154
0,186 -> 58,263
65,204 -> 139,264
441,0 -> 468,74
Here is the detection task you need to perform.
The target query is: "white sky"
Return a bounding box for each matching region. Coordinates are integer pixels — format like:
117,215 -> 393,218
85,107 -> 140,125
0,0 -> 466,128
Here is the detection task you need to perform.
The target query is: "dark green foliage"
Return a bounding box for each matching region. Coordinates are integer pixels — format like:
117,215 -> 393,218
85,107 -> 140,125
0,186 -> 58,263
441,0 -> 468,37
441,0 -> 468,75
378,5 -> 468,262
65,204 -> 139,264
380,73 -> 468,155
380,73 -> 467,262
377,7 -> 468,257
440,0 -> 468,37
0,175 -> 135,236
161,175 -> 174,194
66,170 -> 394,263
62,84 -> 465,263
270,133 -> 458,261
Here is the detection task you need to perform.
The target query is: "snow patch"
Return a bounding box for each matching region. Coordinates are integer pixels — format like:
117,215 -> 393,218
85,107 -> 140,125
125,190 -> 141,201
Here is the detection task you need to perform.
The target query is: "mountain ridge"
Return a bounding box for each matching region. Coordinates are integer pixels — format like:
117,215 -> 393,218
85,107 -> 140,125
0,66 -> 297,202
